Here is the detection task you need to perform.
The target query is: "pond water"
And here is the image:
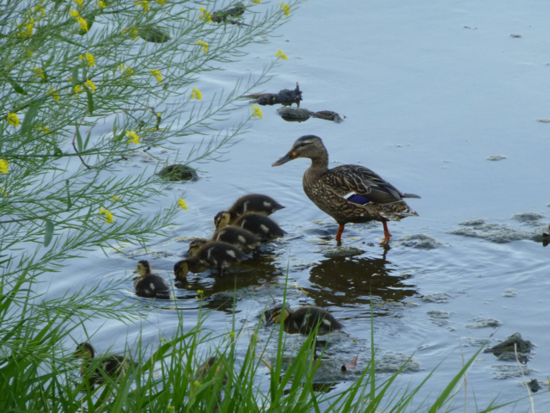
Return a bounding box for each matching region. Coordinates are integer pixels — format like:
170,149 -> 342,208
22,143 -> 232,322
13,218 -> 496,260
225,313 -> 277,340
48,0 -> 550,410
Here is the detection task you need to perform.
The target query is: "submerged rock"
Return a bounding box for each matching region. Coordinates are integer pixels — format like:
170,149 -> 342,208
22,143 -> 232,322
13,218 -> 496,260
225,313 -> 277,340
310,110 -> 346,122
466,317 -> 501,328
512,213 -> 544,225
393,234 -> 441,249
157,164 -> 199,181
450,219 -> 548,244
422,293 -> 452,303
276,107 -> 311,122
484,332 -> 533,354
320,246 -> 364,258
491,364 -> 533,380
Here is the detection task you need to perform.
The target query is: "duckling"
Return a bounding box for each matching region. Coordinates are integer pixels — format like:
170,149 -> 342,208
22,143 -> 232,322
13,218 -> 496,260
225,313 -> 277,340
215,212 -> 286,241
214,194 -> 285,226
174,241 -> 250,280
265,304 -> 343,335
187,227 -> 261,256
132,260 -> 171,299
74,342 -> 134,389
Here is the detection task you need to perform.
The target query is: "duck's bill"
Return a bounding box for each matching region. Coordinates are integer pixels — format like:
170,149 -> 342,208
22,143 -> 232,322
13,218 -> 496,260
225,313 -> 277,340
272,152 -> 294,166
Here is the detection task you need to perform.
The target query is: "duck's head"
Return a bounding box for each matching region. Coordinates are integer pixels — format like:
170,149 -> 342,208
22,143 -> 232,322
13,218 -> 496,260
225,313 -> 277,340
265,304 -> 292,326
272,135 -> 324,166
75,342 -> 95,359
188,238 -> 208,256
133,260 -> 151,278
174,260 -> 189,280
214,211 -> 231,229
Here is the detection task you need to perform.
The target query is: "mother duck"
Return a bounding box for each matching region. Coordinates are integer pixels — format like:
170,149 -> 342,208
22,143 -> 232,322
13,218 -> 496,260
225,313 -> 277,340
272,135 -> 420,245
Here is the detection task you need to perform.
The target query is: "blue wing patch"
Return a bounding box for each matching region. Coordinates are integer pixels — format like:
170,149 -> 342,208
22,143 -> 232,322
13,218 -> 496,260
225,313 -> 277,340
345,193 -> 370,205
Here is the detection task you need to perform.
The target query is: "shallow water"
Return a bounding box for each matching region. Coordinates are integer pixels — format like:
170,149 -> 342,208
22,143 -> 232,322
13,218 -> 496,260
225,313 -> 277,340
46,0 -> 550,410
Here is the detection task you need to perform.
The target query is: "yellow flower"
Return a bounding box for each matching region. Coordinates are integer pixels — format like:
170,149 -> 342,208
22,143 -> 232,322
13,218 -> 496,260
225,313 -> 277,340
18,18 -> 35,39
0,188 -> 8,196
112,195 -> 119,201
98,0 -> 106,8
7,113 -> 20,127
177,198 -> 188,210
85,79 -> 96,92
73,0 -> 84,7
135,0 -> 150,13
127,131 -> 140,144
193,381 -> 201,387
33,67 -> 45,80
148,69 -> 162,83
73,85 -> 83,97
279,2 -> 290,17
276,50 -> 288,60
190,87 -> 202,100
48,87 -> 60,102
36,126 -> 50,134
79,53 -> 95,67
119,64 -> 135,77
196,40 -> 209,53
0,160 -> 9,174
251,105 -> 263,119
199,7 -> 212,23
99,207 -> 114,224
197,290 -> 204,295
253,0 -> 261,3
70,10 -> 89,32
156,0 -> 166,5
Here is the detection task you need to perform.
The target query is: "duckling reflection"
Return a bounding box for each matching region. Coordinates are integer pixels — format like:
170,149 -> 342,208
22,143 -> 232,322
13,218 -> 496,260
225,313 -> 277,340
306,255 -> 416,307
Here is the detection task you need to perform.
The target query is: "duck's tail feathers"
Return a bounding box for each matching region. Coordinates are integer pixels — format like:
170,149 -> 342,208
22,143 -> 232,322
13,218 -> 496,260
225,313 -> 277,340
402,193 -> 421,199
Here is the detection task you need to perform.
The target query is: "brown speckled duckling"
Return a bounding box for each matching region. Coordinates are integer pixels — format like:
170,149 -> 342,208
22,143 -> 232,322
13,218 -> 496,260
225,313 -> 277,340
215,212 -> 285,241
188,227 -> 261,255
214,194 -> 285,226
174,241 -> 250,280
272,135 -> 420,245
265,304 -> 343,335
133,260 -> 171,299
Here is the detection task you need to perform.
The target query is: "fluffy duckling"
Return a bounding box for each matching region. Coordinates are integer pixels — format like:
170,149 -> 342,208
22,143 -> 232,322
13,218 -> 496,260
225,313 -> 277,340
265,305 -> 343,335
133,260 -> 171,299
214,194 -> 285,226
187,227 -> 261,255
74,342 -> 134,389
215,212 -> 286,241
174,241 -> 250,280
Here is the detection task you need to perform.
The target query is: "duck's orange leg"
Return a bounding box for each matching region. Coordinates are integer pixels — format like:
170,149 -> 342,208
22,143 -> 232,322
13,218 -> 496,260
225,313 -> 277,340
335,225 -> 345,241
380,221 -> 392,245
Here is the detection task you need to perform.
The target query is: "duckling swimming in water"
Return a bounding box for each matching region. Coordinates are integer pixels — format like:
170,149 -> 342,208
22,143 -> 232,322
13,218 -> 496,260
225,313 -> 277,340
215,194 -> 285,226
187,226 -> 261,255
133,260 -> 171,299
174,241 -> 250,280
265,304 -> 343,335
74,342 -> 134,389
215,212 -> 286,241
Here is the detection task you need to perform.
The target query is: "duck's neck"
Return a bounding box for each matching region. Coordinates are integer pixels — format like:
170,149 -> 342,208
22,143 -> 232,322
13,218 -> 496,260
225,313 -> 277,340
304,152 -> 329,183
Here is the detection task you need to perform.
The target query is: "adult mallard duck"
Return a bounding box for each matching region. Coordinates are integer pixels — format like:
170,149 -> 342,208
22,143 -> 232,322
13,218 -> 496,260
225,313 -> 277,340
187,227 -> 261,255
272,135 -> 420,245
133,260 -> 171,299
174,241 -> 250,280
215,212 -> 286,241
74,342 -> 134,389
265,304 -> 343,335
214,194 -> 285,226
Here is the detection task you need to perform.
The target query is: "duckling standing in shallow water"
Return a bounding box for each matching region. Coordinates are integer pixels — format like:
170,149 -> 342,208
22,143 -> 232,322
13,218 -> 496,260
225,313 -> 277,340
174,241 -> 250,280
215,212 -> 286,241
265,304 -> 343,335
187,226 -> 261,255
272,135 -> 420,245
133,260 -> 171,299
215,194 -> 285,225
74,342 -> 134,389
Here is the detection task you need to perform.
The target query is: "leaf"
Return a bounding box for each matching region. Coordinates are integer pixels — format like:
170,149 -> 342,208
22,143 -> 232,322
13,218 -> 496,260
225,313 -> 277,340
71,66 -> 79,88
52,33 -> 84,47
66,180 -> 72,210
53,147 -> 63,157
86,90 -> 94,114
6,77 -> 27,95
43,220 -> 54,247
75,127 -> 83,152
21,99 -> 43,136
341,354 -> 358,372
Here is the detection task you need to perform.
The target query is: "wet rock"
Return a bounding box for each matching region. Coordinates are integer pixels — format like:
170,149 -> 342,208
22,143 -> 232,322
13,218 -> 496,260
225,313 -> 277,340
319,246 -> 364,258
466,317 -> 501,328
427,310 -> 451,326
503,288 -> 517,297
486,155 -> 506,161
459,218 -> 486,226
491,365 -> 533,380
512,213 -> 544,225
276,107 -> 311,122
449,219 -> 543,244
310,110 -> 346,122
375,353 -> 421,373
528,378 -> 542,393
157,164 -> 199,181
138,26 -> 172,43
463,337 -> 491,347
211,2 -> 246,24
422,293 -> 452,303
485,333 -> 533,354
393,234 -> 441,249
497,352 -> 529,363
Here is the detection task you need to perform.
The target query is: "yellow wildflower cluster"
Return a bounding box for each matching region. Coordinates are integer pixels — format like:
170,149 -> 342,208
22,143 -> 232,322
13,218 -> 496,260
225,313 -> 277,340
17,18 -> 35,39
276,50 -> 288,60
7,113 -> 20,127
99,1 -> 107,8
36,126 -> 50,134
119,64 -> 135,77
73,0 -> 83,7
0,160 -> 9,174
253,0 -> 261,3
190,87 -> 202,100
197,290 -> 204,295
73,85 -> 83,97
33,67 -> 46,81
127,131 -> 140,144
280,2 -> 290,17
196,40 -> 209,53
112,195 -> 119,201
156,0 -> 166,5
178,198 -> 188,210
251,105 -> 263,119
70,10 -> 89,33
99,207 -> 114,224
85,79 -> 96,92
48,87 -> 60,102
148,69 -> 162,83
79,53 -> 95,67
135,0 -> 150,13
199,7 -> 212,23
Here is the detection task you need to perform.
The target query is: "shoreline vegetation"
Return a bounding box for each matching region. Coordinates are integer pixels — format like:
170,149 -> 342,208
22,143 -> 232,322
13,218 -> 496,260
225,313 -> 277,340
0,1 -> 535,411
